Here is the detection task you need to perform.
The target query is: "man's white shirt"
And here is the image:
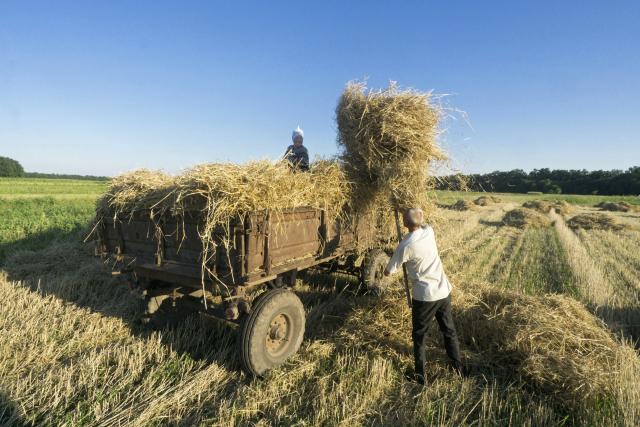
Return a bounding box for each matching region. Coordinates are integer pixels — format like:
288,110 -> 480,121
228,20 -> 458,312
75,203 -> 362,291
386,225 -> 452,302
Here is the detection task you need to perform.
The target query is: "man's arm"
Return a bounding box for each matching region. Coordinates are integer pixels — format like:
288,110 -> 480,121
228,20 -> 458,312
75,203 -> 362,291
384,245 -> 406,276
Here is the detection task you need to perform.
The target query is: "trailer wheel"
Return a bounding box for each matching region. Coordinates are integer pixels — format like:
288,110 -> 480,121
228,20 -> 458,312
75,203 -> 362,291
361,249 -> 392,294
238,289 -> 305,376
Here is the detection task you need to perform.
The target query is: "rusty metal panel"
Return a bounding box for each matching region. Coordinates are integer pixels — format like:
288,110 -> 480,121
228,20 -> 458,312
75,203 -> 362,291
268,208 -> 321,267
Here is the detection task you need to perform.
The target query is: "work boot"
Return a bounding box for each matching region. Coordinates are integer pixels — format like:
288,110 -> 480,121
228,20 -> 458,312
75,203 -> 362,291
404,368 -> 425,385
451,361 -> 469,378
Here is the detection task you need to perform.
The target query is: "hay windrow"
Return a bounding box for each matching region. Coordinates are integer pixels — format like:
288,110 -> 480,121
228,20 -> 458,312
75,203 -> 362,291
567,213 -> 626,231
502,208 -> 551,228
523,200 -> 572,215
596,201 -> 638,213
336,81 -> 444,216
474,195 -> 501,206
448,199 -> 478,211
455,283 -> 639,409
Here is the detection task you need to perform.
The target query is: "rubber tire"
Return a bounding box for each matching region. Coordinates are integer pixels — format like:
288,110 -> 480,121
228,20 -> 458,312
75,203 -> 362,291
361,249 -> 392,294
238,289 -> 305,377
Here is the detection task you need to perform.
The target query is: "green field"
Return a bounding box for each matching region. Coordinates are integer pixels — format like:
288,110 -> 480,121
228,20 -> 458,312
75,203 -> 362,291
1,178 -> 639,426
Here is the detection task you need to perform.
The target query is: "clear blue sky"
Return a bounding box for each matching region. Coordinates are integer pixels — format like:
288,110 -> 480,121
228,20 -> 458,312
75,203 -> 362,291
1,1 -> 639,176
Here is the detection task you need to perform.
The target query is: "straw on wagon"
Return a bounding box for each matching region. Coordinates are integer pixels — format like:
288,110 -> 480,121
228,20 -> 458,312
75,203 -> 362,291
94,160 -> 350,290
336,81 -> 445,216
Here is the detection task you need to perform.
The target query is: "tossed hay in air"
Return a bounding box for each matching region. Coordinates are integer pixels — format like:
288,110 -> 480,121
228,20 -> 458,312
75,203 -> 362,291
448,199 -> 477,211
502,208 -> 551,228
567,213 -> 625,231
95,160 -> 350,284
473,195 -> 501,206
596,201 -> 638,213
523,200 -> 572,215
336,81 -> 445,215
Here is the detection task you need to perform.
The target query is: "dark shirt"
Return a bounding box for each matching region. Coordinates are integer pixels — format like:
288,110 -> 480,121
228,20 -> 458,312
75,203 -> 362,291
284,144 -> 309,171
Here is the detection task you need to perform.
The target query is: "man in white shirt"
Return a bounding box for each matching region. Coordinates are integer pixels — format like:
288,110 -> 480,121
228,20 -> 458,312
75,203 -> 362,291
384,208 -> 463,384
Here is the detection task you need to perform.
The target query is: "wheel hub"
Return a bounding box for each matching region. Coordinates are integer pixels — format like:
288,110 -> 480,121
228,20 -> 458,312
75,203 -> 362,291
265,313 -> 289,355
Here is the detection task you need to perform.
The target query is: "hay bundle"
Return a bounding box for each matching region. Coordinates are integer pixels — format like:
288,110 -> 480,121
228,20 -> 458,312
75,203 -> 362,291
455,284 -> 639,408
523,200 -> 572,215
502,208 -> 551,228
473,195 -> 501,206
336,81 -> 444,214
449,199 -> 477,211
596,201 -> 637,213
567,213 -> 625,231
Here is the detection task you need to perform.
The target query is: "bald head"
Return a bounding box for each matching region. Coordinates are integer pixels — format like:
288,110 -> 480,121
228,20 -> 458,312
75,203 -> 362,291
403,208 -> 424,229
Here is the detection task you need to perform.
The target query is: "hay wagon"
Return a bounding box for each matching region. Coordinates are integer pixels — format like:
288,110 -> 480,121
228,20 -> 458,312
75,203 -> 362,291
95,206 -> 392,375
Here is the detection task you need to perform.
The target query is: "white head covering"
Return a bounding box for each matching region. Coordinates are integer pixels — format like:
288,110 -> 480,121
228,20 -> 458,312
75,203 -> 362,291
292,126 -> 304,141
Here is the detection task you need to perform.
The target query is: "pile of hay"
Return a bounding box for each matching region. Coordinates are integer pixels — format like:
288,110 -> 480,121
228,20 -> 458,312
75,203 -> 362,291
336,81 -> 444,214
448,199 -> 477,211
473,195 -> 501,206
502,208 -> 551,228
596,201 -> 637,212
523,200 -> 572,215
95,160 -> 350,282
454,283 -> 640,409
341,279 -> 639,411
567,213 -> 625,231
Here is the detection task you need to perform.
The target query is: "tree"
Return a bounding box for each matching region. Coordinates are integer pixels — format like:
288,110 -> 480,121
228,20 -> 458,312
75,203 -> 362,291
0,156 -> 25,177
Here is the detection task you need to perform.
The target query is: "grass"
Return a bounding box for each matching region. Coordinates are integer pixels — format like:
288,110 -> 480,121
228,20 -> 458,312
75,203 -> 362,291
0,180 -> 639,426
0,177 -> 107,196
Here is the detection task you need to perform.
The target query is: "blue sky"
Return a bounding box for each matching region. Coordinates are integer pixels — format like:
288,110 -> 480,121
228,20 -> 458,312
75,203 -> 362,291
1,1 -> 639,176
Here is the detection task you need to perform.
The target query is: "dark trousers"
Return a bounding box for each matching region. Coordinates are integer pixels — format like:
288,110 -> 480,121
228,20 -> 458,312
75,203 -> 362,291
412,295 -> 461,377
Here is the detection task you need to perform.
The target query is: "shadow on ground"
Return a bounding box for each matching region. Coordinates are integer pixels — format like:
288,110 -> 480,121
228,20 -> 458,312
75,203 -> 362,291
0,390 -> 26,427
0,227 -> 382,374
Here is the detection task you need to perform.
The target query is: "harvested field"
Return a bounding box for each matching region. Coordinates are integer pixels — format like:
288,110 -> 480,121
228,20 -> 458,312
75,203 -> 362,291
502,208 -> 552,229
1,180 -> 640,426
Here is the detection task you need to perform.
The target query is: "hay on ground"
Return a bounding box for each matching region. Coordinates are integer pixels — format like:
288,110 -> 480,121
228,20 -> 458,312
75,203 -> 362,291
473,195 -> 501,206
523,200 -> 572,215
336,81 -> 444,215
448,199 -> 477,211
502,208 -> 551,228
454,283 -> 639,409
596,201 -> 637,213
567,213 -> 625,231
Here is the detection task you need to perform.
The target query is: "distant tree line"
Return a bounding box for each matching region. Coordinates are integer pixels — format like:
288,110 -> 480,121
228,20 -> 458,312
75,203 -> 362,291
438,167 -> 640,195
0,156 -> 109,180
24,172 -> 110,181
0,156 -> 25,177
